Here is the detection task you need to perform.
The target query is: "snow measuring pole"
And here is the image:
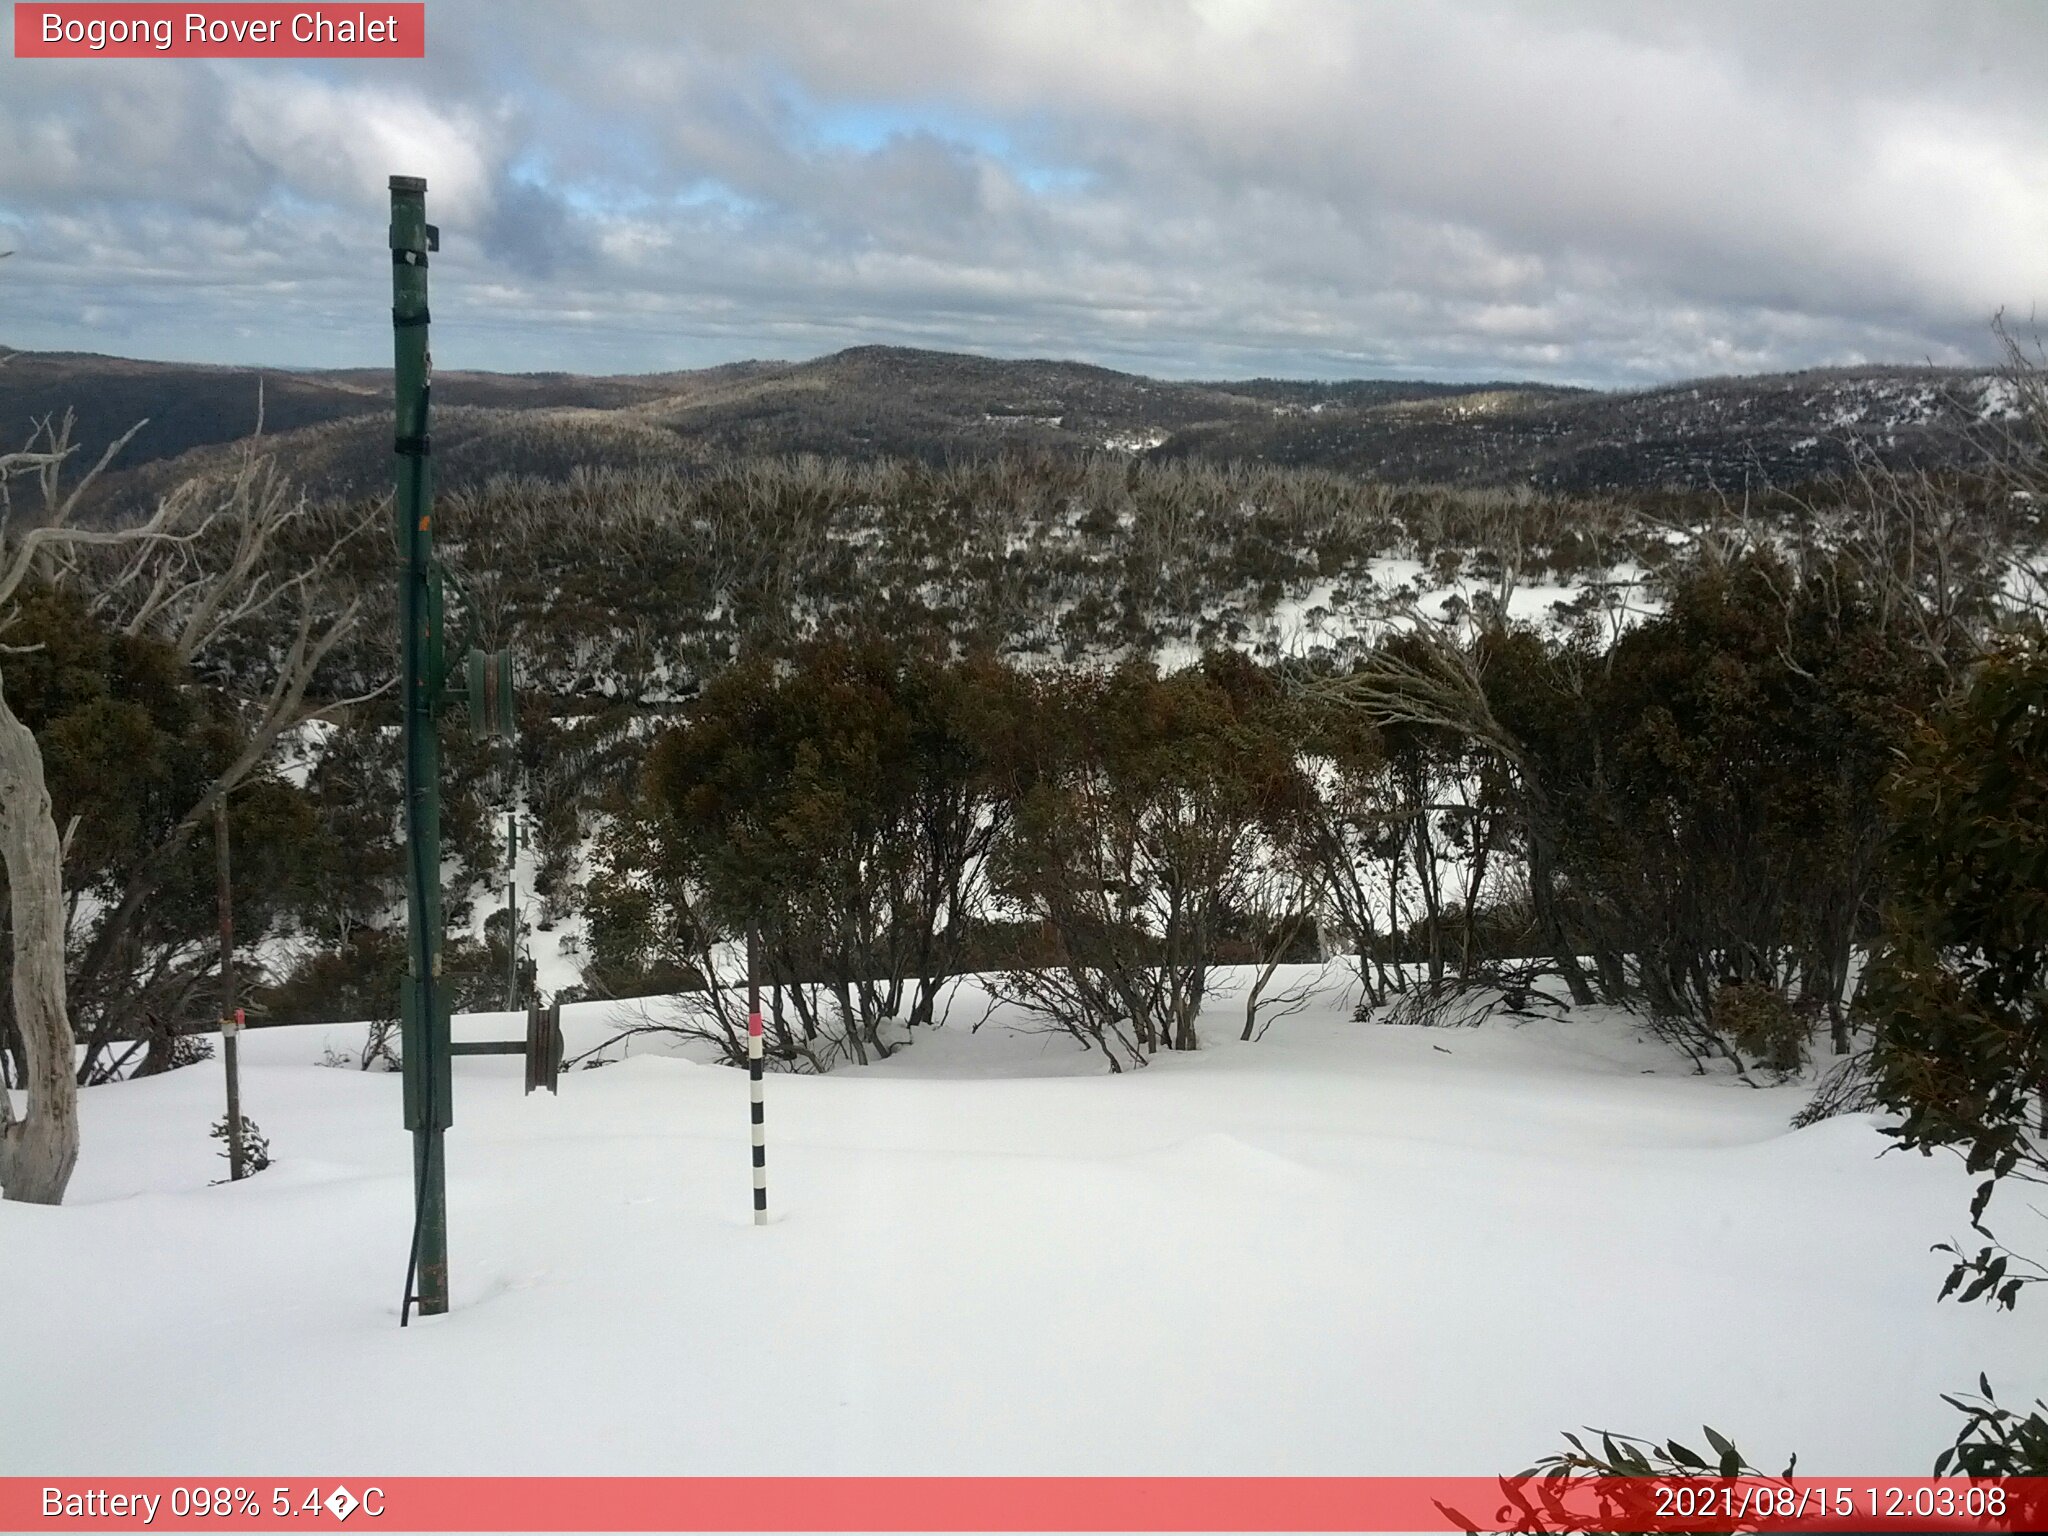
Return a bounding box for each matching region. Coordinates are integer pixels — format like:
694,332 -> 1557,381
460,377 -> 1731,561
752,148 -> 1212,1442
747,934 -> 768,1225
390,175 -> 546,1324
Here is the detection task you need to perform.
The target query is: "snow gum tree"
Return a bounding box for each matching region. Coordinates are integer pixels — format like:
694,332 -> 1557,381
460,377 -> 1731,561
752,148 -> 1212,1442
0,587 -> 325,1083
617,633 -> 1021,1067
992,654 -> 1312,1067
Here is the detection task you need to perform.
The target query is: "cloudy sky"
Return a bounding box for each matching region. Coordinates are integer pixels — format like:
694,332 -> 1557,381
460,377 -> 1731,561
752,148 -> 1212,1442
3,0 -> 2044,385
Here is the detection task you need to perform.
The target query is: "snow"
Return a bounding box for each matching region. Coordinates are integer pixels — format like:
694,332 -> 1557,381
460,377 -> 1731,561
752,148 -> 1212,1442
487,801 -> 589,999
6,971 -> 2041,1479
271,718 -> 337,790
1978,378 -> 2022,422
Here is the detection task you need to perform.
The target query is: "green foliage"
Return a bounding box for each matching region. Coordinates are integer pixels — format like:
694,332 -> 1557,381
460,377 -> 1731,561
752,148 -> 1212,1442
1434,1426 -> 1793,1535
1503,1381 -> 2048,1529
1868,637 -> 2048,1264
294,719 -> 403,945
610,637 -> 1323,1070
579,804 -> 705,1002
1936,1377 -> 2048,1477
208,1113 -> 272,1176
1710,981 -> 1807,1076
1486,551 -> 1941,1055
5,588 -> 195,872
619,632 -> 1021,1064
265,708 -> 509,1030
255,930 -> 405,1029
255,926 -> 507,1028
1511,637 -> 2048,1516
0,586 -> 327,1048
992,653 -> 1313,1065
1525,1425 -> 1791,1481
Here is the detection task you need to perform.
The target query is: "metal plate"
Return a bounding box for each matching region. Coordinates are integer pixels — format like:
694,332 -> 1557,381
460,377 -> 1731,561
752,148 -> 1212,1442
523,1000 -> 563,1095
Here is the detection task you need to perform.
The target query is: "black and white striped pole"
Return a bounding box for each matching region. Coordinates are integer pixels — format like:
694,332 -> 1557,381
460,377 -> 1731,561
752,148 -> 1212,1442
747,934 -> 767,1225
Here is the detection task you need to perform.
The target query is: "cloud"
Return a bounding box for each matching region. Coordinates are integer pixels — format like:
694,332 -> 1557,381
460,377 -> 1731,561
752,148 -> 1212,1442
0,0 -> 2039,383
220,74 -> 501,221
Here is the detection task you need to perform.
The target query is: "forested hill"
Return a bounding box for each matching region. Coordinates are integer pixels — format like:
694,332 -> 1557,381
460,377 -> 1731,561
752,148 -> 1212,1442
1,342 -> 2021,517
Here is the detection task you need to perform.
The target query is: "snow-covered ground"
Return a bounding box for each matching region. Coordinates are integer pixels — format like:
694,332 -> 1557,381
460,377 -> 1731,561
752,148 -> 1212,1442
6,971 -> 2040,1478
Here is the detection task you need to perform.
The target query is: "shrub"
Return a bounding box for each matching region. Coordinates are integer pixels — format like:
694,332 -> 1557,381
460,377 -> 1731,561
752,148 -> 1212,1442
619,634 -> 1023,1067
209,1114 -> 272,1177
1869,634 -> 2048,1303
991,655 -> 1312,1066
1711,980 -> 1808,1075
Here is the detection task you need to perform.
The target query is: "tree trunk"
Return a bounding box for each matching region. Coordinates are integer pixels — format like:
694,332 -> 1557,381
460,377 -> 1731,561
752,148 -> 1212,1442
0,680 -> 79,1204
1522,800 -> 1595,1007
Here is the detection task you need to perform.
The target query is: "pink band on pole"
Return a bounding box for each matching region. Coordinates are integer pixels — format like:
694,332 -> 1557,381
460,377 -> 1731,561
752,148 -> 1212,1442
748,1011 -> 764,1038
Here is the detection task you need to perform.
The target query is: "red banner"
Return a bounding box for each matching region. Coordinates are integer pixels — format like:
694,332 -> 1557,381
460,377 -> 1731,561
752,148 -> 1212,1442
4,1477 -> 2048,1532
13,4 -> 425,58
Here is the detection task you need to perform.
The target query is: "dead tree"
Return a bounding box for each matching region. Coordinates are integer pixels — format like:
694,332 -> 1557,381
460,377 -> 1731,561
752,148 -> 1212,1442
0,413 -> 378,1202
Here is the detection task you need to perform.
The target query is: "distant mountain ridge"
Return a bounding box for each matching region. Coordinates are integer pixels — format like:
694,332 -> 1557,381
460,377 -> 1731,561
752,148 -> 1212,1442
0,342 -> 2017,514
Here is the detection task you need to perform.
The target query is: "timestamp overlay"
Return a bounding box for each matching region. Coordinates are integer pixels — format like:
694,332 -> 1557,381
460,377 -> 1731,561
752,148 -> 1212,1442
4,1478 -> 2048,1532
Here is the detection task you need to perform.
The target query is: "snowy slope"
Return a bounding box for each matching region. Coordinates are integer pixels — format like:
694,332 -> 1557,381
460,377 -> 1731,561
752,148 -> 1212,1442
4,974 -> 2041,1479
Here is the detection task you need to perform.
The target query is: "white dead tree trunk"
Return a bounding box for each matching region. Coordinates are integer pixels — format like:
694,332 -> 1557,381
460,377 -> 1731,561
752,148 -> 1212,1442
0,676 -> 74,1200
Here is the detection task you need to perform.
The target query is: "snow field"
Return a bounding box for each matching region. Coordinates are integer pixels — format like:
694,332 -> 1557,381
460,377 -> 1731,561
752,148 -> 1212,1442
5,971 -> 2043,1481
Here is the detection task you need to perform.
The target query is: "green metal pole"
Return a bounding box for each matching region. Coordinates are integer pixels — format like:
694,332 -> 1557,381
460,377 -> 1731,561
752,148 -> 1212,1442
391,174 -> 449,1321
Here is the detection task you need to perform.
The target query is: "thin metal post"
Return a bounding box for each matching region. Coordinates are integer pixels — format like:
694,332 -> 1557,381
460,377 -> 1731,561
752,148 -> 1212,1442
214,796 -> 246,1182
392,173 -> 449,1321
748,932 -> 766,1225
504,761 -> 519,1010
